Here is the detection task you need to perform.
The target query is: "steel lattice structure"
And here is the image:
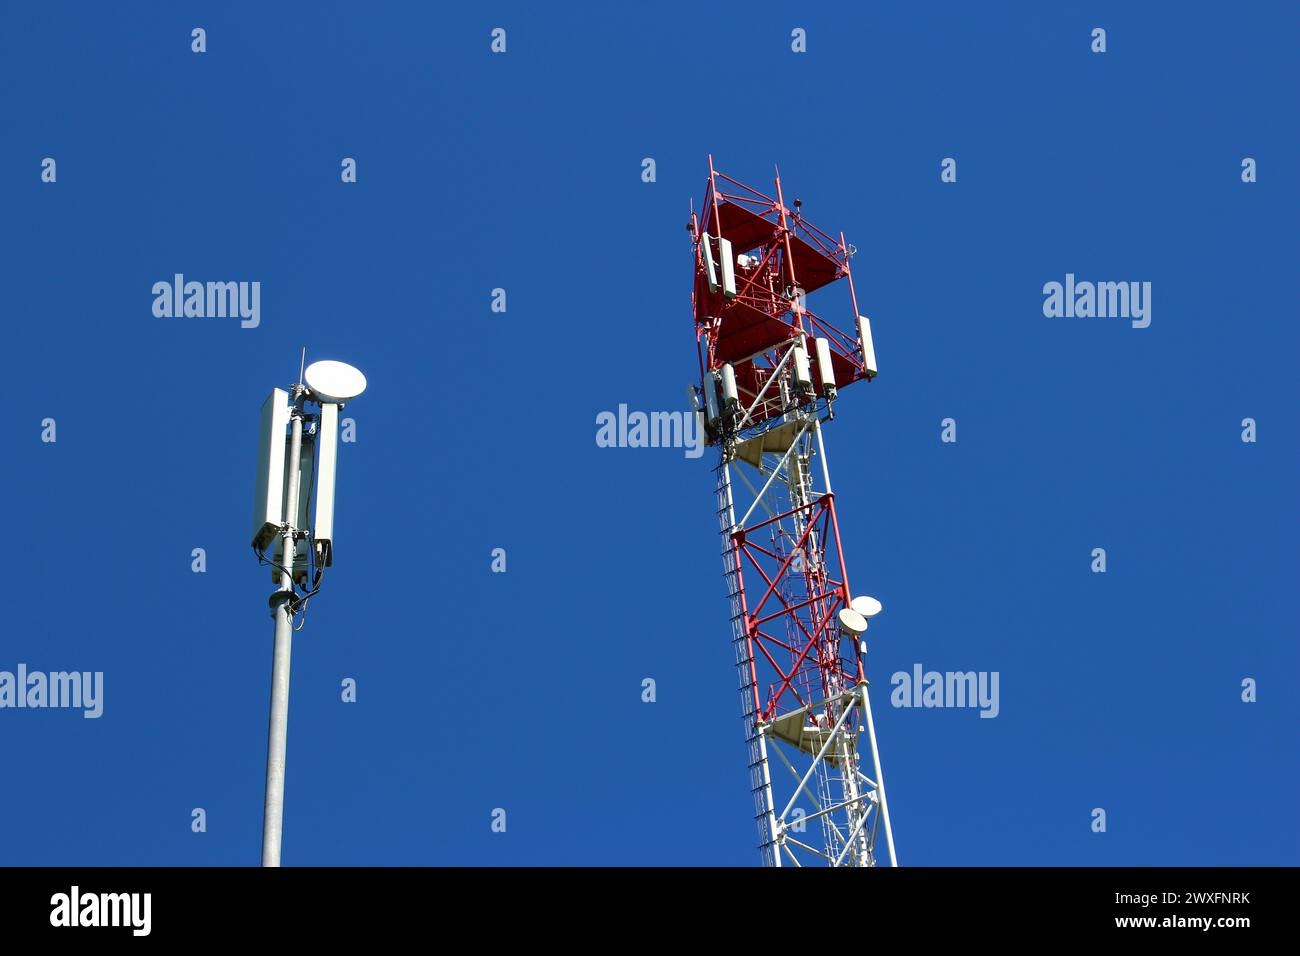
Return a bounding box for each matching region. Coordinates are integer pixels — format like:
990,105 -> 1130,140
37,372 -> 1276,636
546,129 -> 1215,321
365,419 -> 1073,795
689,157 -> 897,867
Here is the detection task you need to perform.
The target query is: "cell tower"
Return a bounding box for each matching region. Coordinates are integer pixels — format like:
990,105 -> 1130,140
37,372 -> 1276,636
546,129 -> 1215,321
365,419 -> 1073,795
688,157 -> 897,867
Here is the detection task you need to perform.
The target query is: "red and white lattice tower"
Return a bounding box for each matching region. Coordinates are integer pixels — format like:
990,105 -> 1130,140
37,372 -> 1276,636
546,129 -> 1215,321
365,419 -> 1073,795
689,157 -> 897,867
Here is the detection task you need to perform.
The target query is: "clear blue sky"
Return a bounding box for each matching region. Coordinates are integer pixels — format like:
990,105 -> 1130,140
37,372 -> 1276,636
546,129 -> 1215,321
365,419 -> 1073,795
0,1 -> 1296,866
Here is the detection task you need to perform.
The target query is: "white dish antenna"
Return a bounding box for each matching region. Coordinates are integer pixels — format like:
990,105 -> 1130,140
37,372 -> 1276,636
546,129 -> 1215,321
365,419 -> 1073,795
837,607 -> 868,636
851,595 -> 883,619
304,360 -> 367,403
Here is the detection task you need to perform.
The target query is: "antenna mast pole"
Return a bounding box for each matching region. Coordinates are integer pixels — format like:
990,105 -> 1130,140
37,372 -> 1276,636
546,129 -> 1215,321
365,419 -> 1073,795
261,383 -> 304,867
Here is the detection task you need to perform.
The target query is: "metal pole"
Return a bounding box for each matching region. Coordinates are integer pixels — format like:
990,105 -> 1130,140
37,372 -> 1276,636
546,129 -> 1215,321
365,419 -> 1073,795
860,682 -> 897,866
262,393 -> 303,867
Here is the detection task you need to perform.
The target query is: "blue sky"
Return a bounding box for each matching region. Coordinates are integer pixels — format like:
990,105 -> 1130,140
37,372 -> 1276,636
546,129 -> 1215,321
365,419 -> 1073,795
0,1 -> 1296,866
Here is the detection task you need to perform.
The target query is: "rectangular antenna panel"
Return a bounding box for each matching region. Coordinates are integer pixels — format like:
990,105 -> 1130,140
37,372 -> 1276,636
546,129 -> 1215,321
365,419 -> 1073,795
252,388 -> 290,551
793,344 -> 812,388
313,403 -> 339,566
857,315 -> 878,380
814,337 -> 835,391
702,232 -> 719,293
719,363 -> 738,407
703,371 -> 722,425
719,237 -> 737,298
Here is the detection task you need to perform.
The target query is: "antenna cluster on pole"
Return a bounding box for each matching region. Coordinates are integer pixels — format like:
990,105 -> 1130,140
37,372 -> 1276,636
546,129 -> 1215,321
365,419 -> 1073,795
251,352 -> 366,866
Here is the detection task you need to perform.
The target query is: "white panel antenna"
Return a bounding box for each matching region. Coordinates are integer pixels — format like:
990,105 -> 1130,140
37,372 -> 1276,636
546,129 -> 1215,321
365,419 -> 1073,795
719,363 -> 738,409
703,371 -> 722,426
718,236 -> 737,298
857,314 -> 878,380
313,402 -> 339,567
702,232 -> 720,293
793,344 -> 812,389
252,388 -> 290,551
814,337 -> 836,395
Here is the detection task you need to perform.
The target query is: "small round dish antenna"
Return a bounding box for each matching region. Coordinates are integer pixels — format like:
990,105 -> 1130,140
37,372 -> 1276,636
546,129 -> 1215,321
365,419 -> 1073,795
837,607 -> 868,637
851,595 -> 883,620
304,360 -> 367,403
